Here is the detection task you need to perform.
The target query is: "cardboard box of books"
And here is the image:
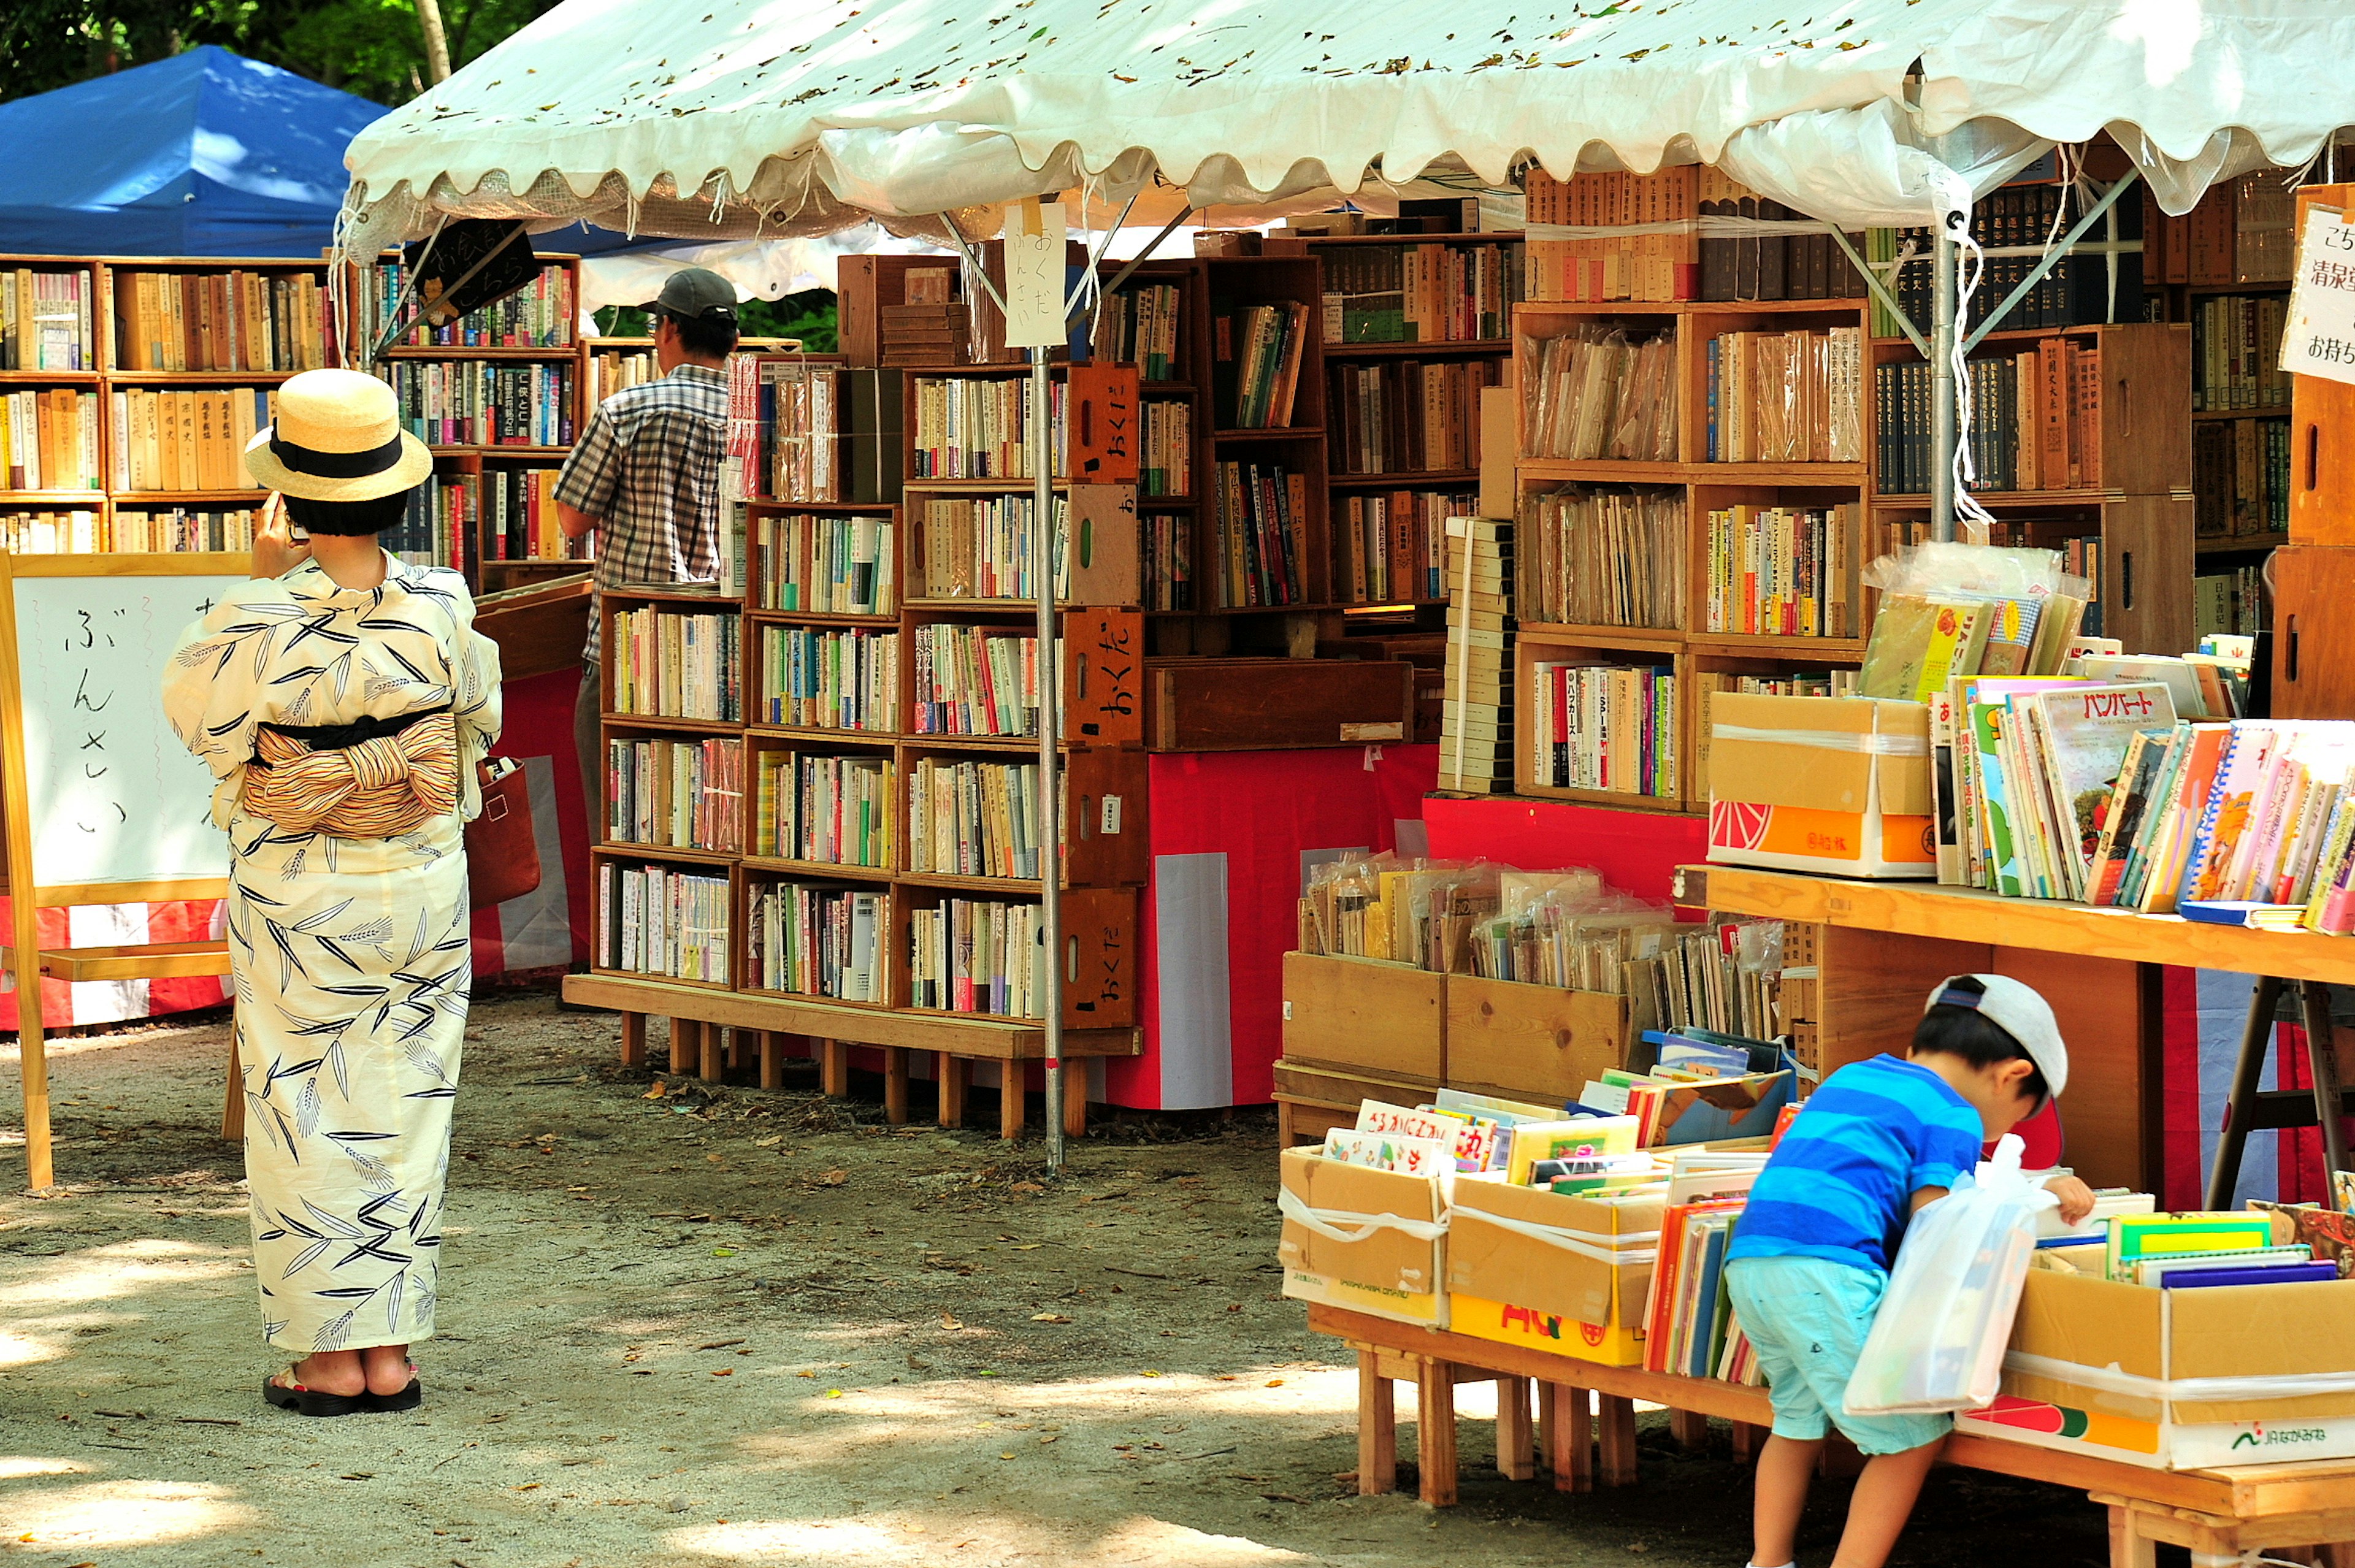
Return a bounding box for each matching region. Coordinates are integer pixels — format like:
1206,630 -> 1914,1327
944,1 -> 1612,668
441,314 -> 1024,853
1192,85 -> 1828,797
1277,1145 -> 1450,1329
1447,1182 -> 1663,1367
1954,1268 -> 2355,1469
1706,694 -> 1935,878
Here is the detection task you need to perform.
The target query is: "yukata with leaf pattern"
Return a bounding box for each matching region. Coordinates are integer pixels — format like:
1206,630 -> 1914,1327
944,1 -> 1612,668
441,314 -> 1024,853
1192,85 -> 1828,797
162,556 -> 500,1354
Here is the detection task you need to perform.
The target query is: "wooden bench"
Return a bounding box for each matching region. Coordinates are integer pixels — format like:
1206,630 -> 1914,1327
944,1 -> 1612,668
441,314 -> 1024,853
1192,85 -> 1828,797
1312,1304 -> 2355,1567
564,971 -> 1139,1139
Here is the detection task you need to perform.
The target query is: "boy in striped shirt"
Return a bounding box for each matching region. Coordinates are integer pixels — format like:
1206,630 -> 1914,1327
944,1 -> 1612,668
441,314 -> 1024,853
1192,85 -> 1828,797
1724,974 -> 2092,1568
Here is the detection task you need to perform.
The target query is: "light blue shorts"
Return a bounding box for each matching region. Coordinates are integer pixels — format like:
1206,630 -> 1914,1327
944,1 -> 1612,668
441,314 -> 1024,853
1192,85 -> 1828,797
1723,1255 -> 1951,1456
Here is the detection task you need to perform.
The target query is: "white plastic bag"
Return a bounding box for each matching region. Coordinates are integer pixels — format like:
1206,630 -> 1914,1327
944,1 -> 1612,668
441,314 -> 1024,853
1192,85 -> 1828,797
1842,1133 -> 2059,1416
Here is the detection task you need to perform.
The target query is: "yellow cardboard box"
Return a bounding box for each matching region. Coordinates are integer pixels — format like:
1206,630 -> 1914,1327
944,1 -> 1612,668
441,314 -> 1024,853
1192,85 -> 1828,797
1445,1181 -> 1661,1367
1707,693 -> 1935,879
1277,1145 -> 1449,1329
1952,1269 -> 2355,1469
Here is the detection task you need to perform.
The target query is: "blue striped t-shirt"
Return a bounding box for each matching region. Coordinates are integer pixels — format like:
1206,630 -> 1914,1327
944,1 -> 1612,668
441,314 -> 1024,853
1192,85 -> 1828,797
1726,1054 -> 1986,1275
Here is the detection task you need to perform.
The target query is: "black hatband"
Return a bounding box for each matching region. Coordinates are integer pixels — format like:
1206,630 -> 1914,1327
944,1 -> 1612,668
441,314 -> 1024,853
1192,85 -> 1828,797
270,430 -> 406,479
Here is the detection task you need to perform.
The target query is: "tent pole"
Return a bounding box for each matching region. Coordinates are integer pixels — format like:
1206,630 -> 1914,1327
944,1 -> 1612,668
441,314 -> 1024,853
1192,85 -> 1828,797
1034,343 -> 1065,1169
1930,223 -> 1958,545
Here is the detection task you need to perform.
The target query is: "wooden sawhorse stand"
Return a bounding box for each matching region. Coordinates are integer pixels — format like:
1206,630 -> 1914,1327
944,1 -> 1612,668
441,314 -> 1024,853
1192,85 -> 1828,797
567,972 -> 1138,1140
1314,1304 -> 2355,1565
2208,975 -> 2355,1207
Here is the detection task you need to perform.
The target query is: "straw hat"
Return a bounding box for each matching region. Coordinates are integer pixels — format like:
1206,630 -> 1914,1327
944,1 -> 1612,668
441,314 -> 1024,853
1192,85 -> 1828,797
244,368 -> 432,501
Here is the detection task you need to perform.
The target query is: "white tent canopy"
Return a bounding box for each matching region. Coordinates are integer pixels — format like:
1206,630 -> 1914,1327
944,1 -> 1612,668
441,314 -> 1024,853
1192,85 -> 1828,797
340,0 -> 2355,254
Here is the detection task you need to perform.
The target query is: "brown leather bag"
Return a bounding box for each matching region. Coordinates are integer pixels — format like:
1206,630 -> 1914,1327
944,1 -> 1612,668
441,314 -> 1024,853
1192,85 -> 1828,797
466,756 -> 542,909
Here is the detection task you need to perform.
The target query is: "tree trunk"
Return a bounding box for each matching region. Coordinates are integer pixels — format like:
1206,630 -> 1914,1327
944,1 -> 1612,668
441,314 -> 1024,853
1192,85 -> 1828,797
416,0 -> 454,84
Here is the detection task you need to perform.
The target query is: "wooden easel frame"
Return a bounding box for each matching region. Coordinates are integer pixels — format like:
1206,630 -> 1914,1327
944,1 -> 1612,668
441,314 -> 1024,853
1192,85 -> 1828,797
0,553 -> 245,1190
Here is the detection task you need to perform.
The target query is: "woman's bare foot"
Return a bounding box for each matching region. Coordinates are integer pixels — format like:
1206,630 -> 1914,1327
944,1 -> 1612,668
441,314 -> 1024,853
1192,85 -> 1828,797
273,1350 -> 366,1396
361,1344 -> 416,1396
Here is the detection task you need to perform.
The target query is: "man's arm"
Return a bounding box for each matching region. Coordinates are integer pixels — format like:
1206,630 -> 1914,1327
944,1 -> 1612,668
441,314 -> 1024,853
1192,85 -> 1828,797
558,501 -> 599,541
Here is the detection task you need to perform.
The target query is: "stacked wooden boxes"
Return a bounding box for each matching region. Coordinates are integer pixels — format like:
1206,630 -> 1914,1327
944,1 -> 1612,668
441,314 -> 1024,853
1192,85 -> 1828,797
2275,183 -> 2355,722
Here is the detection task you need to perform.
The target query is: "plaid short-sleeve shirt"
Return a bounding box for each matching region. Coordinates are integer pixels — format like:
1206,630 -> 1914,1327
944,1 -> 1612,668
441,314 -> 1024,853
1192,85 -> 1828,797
553,362 -> 729,660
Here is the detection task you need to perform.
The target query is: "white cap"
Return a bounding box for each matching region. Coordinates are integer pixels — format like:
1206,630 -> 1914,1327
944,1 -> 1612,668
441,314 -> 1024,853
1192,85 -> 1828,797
1923,974 -> 2069,1102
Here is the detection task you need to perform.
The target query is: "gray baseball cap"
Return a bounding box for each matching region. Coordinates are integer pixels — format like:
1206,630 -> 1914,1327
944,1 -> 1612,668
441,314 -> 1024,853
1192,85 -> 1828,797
641,266 -> 739,320
1923,973 -> 2068,1102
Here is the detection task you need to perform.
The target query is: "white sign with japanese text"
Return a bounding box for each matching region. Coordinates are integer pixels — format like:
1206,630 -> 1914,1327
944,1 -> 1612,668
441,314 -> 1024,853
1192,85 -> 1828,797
2281,207 -> 2355,384
1001,199 -> 1069,350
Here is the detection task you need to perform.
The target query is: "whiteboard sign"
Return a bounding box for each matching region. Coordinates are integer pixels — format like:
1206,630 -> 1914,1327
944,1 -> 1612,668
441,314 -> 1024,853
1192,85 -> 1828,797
2281,207 -> 2355,384
14,572 -> 243,888
1002,200 -> 1069,350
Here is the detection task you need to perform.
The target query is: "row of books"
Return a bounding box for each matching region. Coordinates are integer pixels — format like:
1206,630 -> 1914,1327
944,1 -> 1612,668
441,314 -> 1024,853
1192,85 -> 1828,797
1874,340 -> 2104,495
591,346 -> 661,405
2192,294 -> 2291,412
1876,183 -> 2144,338
906,756 -> 1049,880
1139,399 -> 1192,497
1338,489 -> 1472,605
364,259 -> 576,348
0,508 -> 99,553
1,388 -> 99,491
2196,565 -> 2264,640
915,495 -> 1068,601
1522,325 -> 1677,462
909,896 -> 1046,1017
483,466 -> 591,562
1524,166 -> 1702,304
753,511 -> 895,616
756,625 -> 898,732
385,360 -> 578,448
112,386 -> 275,493
1438,518 -> 1513,794
1530,660 -> 1677,798
1522,488 -> 1683,630
1318,240 -> 1527,343
1210,302 -> 1310,429
0,269 -> 94,369
1328,356 -> 1496,475
2151,172 -> 2296,289
1089,282 -> 1183,380
608,606 -> 743,722
909,375 -> 1065,480
607,736 -> 745,853
597,862 -> 730,984
2193,416 -> 2289,538
112,269 -> 326,372
748,882 -> 884,1001
911,622 -> 1043,738
1144,513 -> 1192,611
1213,459 -> 1310,608
386,478 -> 467,570
1703,504 -> 1860,639
1860,590 -> 2096,705
1703,328 -> 1865,464
754,751 -> 892,868
1645,1195 -> 1765,1383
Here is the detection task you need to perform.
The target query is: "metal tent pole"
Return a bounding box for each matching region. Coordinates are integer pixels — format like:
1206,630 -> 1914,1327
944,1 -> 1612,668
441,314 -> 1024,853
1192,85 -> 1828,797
1032,344 -> 1065,1169
1930,221 -> 1959,544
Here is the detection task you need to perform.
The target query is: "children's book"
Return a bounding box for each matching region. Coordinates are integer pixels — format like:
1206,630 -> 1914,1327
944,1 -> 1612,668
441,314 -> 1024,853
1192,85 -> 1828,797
2162,1263 -> 2338,1288
2105,1212 -> 2277,1280
2085,727 -> 2175,906
2016,683 -> 2178,899
1322,1128 -> 1452,1178
2134,724 -> 2233,914
2127,1245 -> 2314,1285
1505,1116 -> 1641,1185
1859,594 -> 1989,704
2077,654 -> 2210,719
1969,698 -> 2030,896
2179,722 -> 2288,907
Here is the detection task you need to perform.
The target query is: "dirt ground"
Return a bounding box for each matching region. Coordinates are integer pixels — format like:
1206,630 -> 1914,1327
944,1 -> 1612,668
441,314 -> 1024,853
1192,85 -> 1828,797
2,990 -> 2118,1567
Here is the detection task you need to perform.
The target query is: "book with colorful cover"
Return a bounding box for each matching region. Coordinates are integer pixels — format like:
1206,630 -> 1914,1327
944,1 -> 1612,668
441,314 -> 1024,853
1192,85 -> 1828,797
2086,725 -> 2177,906
1859,594 -> 1989,704
1321,1128 -> 1453,1178
2133,724 -> 2233,914
2017,683 -> 2179,900
1952,677 -> 2081,889
1975,596 -> 2044,678
1969,698 -> 2031,896
2180,723 -> 2289,908
1505,1116 -> 1641,1185
2104,1212 -> 2278,1280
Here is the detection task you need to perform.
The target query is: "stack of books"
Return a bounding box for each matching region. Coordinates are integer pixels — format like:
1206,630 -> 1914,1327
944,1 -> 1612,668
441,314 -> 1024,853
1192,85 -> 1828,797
1328,358 -> 1497,473
754,752 -> 892,868
0,267 -> 96,368
1875,339 -> 2102,495
911,897 -> 1045,1017
1529,660 -> 1677,799
112,269 -> 325,371
1212,459 -> 1309,607
748,882 -> 884,1000
607,736 -> 745,853
2,388 -> 101,490
910,375 -> 1064,479
599,862 -> 730,983
1702,504 -> 1860,638
1318,241 -> 1527,344
756,625 -> 900,731
1524,167 -> 1701,304
753,511 -> 895,615
111,386 -> 274,491
386,360 -> 577,447
609,605 -> 742,722
1524,488 -> 1684,630
1338,488 -> 1472,604
879,266 -> 968,366
1211,302 -> 1309,429
1090,282 -> 1183,378
917,495 -> 1068,600
906,757 -> 1054,880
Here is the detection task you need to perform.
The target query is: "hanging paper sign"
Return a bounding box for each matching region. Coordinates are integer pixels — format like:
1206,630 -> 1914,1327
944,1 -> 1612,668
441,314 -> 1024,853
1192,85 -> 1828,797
2280,207 -> 2355,384
1002,199 -> 1070,350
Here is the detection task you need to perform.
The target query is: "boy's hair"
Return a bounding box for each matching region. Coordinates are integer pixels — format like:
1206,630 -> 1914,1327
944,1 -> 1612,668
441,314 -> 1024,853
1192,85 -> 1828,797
285,488 -> 413,537
662,307 -> 740,359
1912,974 -> 2050,1106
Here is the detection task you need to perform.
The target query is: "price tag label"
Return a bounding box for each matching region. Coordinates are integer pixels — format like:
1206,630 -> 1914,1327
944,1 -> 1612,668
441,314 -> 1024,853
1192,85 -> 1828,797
1002,199 -> 1068,350
2281,206 -> 2355,384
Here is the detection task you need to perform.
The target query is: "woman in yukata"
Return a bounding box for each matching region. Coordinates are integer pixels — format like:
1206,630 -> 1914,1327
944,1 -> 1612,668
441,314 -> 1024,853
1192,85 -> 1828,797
163,368 -> 502,1416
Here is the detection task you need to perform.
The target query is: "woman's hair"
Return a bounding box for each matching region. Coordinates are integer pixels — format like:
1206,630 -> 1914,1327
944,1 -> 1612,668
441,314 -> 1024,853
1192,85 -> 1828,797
1913,974 -> 2050,1104
662,306 -> 740,359
285,487 -> 413,537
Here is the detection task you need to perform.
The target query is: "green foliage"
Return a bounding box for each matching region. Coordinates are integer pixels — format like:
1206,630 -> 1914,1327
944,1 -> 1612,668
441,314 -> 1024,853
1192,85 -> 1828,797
595,292 -> 839,355
1,0 -> 561,106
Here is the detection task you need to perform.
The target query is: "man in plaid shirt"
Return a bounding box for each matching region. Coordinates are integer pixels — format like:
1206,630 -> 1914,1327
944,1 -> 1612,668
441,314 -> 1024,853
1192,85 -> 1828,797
556,267 -> 739,823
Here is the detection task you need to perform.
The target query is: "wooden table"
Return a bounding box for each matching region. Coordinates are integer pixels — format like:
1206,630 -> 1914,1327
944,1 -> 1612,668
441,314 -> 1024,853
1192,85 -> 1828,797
1677,865 -> 2355,1195
1311,1304 -> 2355,1567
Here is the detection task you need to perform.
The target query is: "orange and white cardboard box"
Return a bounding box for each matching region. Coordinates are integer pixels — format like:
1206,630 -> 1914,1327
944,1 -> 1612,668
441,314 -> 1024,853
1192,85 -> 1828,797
1953,1268 -> 2355,1469
1446,1180 -> 1661,1367
1277,1145 -> 1449,1329
1707,693 -> 1935,879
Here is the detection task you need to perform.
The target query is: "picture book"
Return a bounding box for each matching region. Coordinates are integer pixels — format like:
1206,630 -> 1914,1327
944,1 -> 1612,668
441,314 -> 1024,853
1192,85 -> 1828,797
2105,1212 -> 2278,1280
2133,724 -> 2233,914
1859,594 -> 1988,704
2127,1246 -> 2315,1285
2017,683 -> 2178,899
2077,654 -> 2211,719
2179,723 -> 2288,907
1321,1128 -> 1452,1178
1969,698 -> 2030,896
2085,726 -> 2177,906
1505,1116 -> 1641,1185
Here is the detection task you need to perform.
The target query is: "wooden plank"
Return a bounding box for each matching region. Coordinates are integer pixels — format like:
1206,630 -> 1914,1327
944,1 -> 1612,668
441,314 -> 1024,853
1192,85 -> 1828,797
1445,974 -> 1630,1110
699,1022 -> 724,1083
1271,1094 -> 1355,1147
2110,1504 -> 2160,1568
2291,186 -> 2355,548
1497,1375 -> 1536,1482
2272,546 -> 2355,722
1669,1407 -> 1710,1450
0,549 -> 54,1187
1996,947 -> 2161,1191
1060,1060 -> 1087,1138
1691,865 -> 2355,987
1942,1434 -> 2238,1516
38,940 -> 229,981
1147,657 -> 1411,750
1000,1068 -> 1026,1141
1358,1350 -> 1397,1496
1281,952 -> 1444,1083
1544,1382 -> 1595,1493
2100,493 -> 2194,668
561,971 -> 1141,1058
1598,1394 -> 1639,1486
475,575 -> 592,681
1417,1360 -> 1460,1506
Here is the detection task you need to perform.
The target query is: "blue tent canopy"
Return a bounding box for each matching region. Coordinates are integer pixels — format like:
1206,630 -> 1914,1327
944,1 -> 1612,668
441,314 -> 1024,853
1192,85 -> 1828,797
0,47 -> 386,259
